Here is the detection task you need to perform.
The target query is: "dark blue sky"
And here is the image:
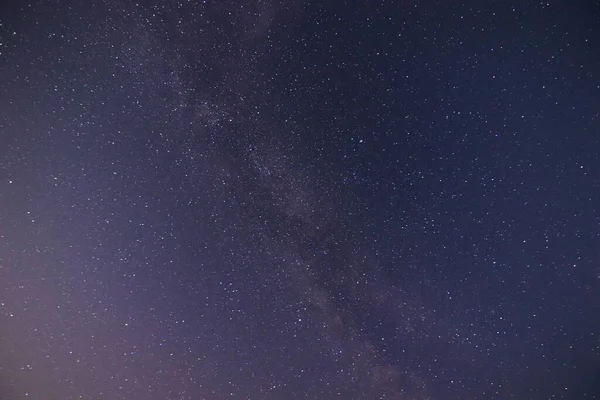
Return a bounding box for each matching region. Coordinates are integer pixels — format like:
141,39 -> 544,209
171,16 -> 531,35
1,1 -> 599,399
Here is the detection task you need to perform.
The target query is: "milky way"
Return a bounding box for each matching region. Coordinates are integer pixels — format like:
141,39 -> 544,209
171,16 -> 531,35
1,1 -> 600,399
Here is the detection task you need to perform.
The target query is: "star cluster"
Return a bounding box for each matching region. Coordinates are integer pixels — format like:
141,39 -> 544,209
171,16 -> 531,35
1,1 -> 599,399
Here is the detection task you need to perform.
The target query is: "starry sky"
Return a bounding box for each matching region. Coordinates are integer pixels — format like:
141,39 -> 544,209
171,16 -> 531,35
1,1 -> 599,399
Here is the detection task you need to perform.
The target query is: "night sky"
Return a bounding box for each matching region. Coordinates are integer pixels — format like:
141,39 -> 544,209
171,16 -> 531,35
1,1 -> 600,399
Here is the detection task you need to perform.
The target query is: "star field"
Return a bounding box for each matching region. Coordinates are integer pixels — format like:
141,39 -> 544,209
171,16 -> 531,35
1,1 -> 599,399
